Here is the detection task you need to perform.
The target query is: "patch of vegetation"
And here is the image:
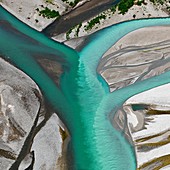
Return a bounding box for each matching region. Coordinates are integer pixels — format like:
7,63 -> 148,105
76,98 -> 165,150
38,7 -> 60,19
109,0 -> 146,15
110,5 -> 117,14
62,0 -> 80,7
76,23 -> 82,37
66,25 -> 76,40
66,23 -> 82,40
150,0 -> 164,5
69,0 -> 80,7
117,0 -> 135,15
167,6 -> 170,11
137,0 -> 145,5
85,14 -> 106,31
45,0 -> 54,4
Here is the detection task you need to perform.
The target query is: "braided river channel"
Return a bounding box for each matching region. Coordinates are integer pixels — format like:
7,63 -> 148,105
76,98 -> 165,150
1,6 -> 170,170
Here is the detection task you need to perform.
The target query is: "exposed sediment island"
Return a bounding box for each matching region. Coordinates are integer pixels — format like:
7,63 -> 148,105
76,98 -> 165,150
124,83 -> 170,170
0,57 -> 68,169
100,26 -> 170,169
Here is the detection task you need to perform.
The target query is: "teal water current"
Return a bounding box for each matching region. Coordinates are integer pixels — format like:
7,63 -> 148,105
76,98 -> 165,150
1,6 -> 170,169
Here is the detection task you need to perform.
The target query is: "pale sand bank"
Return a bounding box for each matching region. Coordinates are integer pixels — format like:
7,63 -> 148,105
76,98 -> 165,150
124,83 -> 170,169
54,0 -> 169,41
104,25 -> 170,56
99,25 -> 170,92
0,0 -> 67,31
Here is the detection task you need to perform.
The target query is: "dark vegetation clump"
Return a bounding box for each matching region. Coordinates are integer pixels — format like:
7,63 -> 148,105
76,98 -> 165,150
62,0 -> 80,7
136,0 -> 145,5
118,0 -> 135,14
66,23 -> 82,39
85,14 -> 106,31
110,0 -> 147,15
150,0 -> 164,5
38,7 -> 60,19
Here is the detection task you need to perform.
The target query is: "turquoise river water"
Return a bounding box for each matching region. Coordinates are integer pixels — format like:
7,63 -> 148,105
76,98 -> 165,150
1,6 -> 170,170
